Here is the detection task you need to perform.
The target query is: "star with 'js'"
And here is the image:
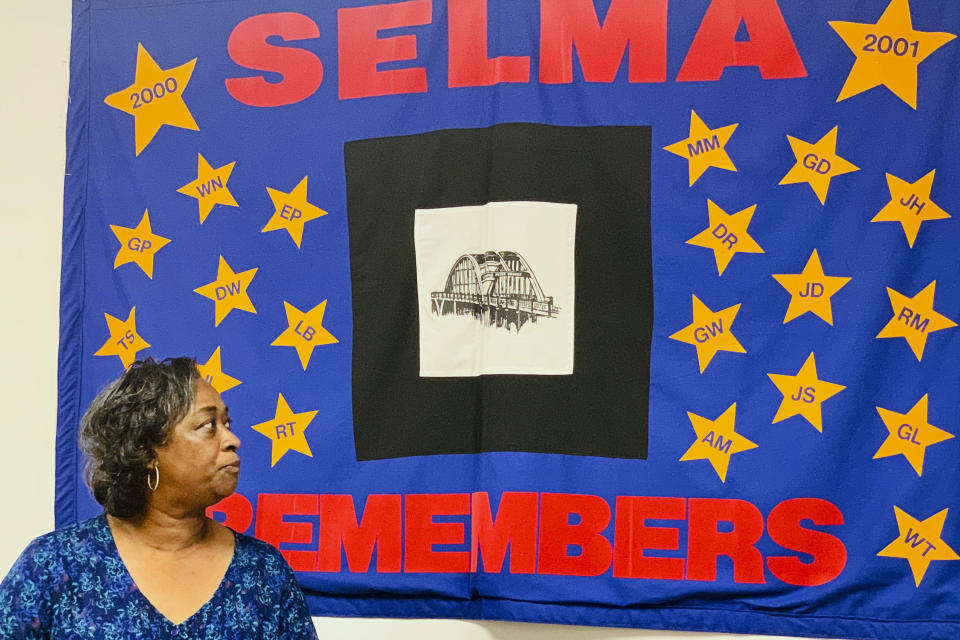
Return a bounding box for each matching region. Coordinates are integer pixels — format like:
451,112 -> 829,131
686,200 -> 764,276
829,0 -> 956,109
197,347 -> 242,394
874,394 -> 953,476
663,110 -> 738,186
271,300 -> 339,369
872,170 -> 950,247
251,393 -> 317,467
193,256 -> 258,327
669,295 -> 745,373
177,154 -> 238,224
263,176 -> 328,248
103,43 -> 198,155
876,281 -> 956,361
680,403 -> 757,483
779,127 -> 859,205
109,209 -> 170,279
94,307 -> 150,369
772,249 -> 851,325
767,353 -> 846,433
878,506 -> 958,586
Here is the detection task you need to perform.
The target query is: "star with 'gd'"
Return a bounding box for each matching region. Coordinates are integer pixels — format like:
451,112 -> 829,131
772,249 -> 851,325
874,394 -> 953,476
779,126 -> 859,205
177,154 -> 238,224
680,403 -> 757,483
263,176 -> 328,248
669,295 -> 745,373
197,347 -> 242,394
876,281 -> 956,361
872,170 -> 950,247
686,200 -> 763,276
94,307 -> 150,369
271,301 -> 339,369
663,110 -> 738,186
878,506 -> 958,586
109,209 -> 170,279
767,353 -> 845,433
193,256 -> 258,327
251,393 -> 318,467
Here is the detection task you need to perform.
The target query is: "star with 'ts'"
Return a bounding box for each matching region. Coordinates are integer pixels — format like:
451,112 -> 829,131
874,394 -> 953,476
251,393 -> 318,467
772,249 -> 851,325
767,353 -> 845,433
779,126 -> 859,205
686,200 -> 763,276
197,347 -> 242,394
109,209 -> 170,279
94,307 -> 150,369
663,110 -> 738,186
263,176 -> 328,248
680,403 -> 757,483
669,295 -> 745,373
876,281 -> 956,361
193,256 -> 258,327
872,170 -> 950,247
878,506 -> 958,586
271,301 -> 339,369
177,154 -> 238,224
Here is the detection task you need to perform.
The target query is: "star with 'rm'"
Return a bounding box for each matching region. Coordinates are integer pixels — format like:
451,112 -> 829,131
686,200 -> 763,276
680,403 -> 757,483
177,154 -> 238,224
94,307 -> 150,369
251,393 -> 317,467
197,347 -> 241,394
878,506 -> 958,586
767,353 -> 846,433
779,126 -> 859,205
263,176 -> 328,248
872,170 -> 950,247
271,301 -> 339,369
109,209 -> 170,279
663,110 -> 738,186
829,0 -> 956,109
874,394 -> 953,476
103,43 -> 198,156
193,256 -> 258,327
772,249 -> 851,325
876,281 -> 956,361
669,295 -> 745,373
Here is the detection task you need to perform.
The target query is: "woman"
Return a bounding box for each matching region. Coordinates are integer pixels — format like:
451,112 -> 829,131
0,357 -> 319,639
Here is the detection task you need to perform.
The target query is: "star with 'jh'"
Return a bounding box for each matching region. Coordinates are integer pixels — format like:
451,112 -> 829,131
663,110 -> 738,186
251,393 -> 318,467
263,176 -> 328,248
680,403 -> 757,483
872,170 -> 950,247
109,209 -> 170,279
767,353 -> 846,433
876,281 -> 956,361
779,126 -> 859,205
177,154 -> 238,224
874,394 -> 953,476
193,256 -> 258,327
686,200 -> 764,276
94,307 -> 150,369
197,347 -> 242,394
772,249 -> 851,325
878,506 -> 958,586
271,301 -> 339,369
669,295 -> 745,373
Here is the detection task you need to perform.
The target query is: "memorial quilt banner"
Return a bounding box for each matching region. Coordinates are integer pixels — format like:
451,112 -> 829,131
56,0 -> 960,637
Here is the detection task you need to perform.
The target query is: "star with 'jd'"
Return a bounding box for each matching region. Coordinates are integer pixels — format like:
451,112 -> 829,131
872,170 -> 950,247
829,0 -> 956,109
874,394 -> 953,476
94,307 -> 150,369
686,200 -> 763,276
197,347 -> 241,394
109,209 -> 170,279
680,403 -> 757,483
193,256 -> 258,327
772,249 -> 851,325
663,110 -> 738,186
177,154 -> 238,224
876,281 -> 956,361
251,393 -> 317,467
878,506 -> 958,586
669,295 -> 745,373
271,300 -> 339,369
103,43 -> 198,155
262,176 -> 328,248
767,353 -> 846,433
779,126 -> 859,205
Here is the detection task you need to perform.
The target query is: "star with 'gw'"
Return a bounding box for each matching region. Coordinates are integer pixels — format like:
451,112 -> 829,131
772,249 -> 851,325
94,307 -> 150,369
193,256 -> 258,327
103,43 -> 198,155
829,0 -> 956,109
109,209 -> 170,279
878,506 -> 958,586
680,403 -> 757,483
251,393 -> 318,467
877,280 -> 956,361
197,347 -> 241,394
872,170 -> 950,247
874,394 -> 953,476
177,154 -> 238,224
779,126 -> 859,205
767,353 -> 845,433
686,200 -> 763,276
271,301 -> 339,369
669,295 -> 745,373
663,110 -> 738,186
263,176 -> 328,248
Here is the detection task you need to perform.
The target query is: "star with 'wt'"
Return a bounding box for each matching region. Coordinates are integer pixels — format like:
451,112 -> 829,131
772,250 -> 850,325
874,394 -> 953,476
876,281 -> 956,361
94,307 -> 150,369
109,210 -> 170,279
251,393 -> 317,467
193,256 -> 258,327
686,200 -> 763,276
767,353 -> 845,433
663,110 -> 738,186
872,170 -> 950,247
669,295 -> 745,373
271,301 -> 339,369
779,126 -> 859,205
878,507 -> 958,586
680,403 -> 757,483
177,154 -> 238,224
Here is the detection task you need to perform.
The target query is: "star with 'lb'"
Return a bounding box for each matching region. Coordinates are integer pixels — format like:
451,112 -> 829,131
686,200 -> 763,276
872,170 -> 950,247
680,403 -> 757,483
197,347 -> 242,394
669,295 -> 745,373
663,110 -> 738,186
874,394 -> 953,476
779,126 -> 859,205
177,154 -> 238,224
109,209 -> 170,279
263,176 -> 328,248
878,506 -> 958,586
251,393 -> 318,467
103,43 -> 198,156
94,307 -> 150,369
829,0 -> 956,109
271,301 -> 339,369
767,353 -> 845,433
772,249 -> 851,325
876,281 -> 956,361
193,256 -> 258,327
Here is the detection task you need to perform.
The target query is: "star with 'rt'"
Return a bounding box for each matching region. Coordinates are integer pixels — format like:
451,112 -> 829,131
669,295 -> 745,373
772,249 -> 851,325
878,507 -> 958,586
779,126 -> 859,205
251,393 -> 317,467
193,256 -> 258,327
767,353 -> 845,433
109,209 -> 170,279
680,403 -> 757,483
874,394 -> 953,476
94,307 -> 150,369
686,200 -> 763,276
872,170 -> 950,247
663,110 -> 738,186
271,301 -> 339,369
197,347 -> 242,394
263,176 -> 328,248
177,154 -> 238,224
876,281 -> 956,361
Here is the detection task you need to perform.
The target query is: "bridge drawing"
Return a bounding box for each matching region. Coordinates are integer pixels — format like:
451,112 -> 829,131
430,250 -> 560,332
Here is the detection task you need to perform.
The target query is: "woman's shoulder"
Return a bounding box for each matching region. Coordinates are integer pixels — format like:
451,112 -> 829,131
18,515 -> 111,565
229,528 -> 298,580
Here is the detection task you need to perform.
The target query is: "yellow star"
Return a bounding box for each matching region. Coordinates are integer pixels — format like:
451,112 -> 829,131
271,301 -> 339,369
262,176 -> 328,248
193,256 -> 258,327
772,249 -> 851,325
93,307 -> 150,369
251,393 -> 318,467
663,110 -> 738,186
109,209 -> 170,279
878,506 -> 958,586
103,43 -> 199,156
874,394 -> 954,476
686,200 -> 763,275
176,154 -> 238,224
876,281 -> 956,361
767,353 -> 846,433
829,0 -> 956,109
680,403 -> 757,483
669,295 -> 745,373
871,170 -> 950,247
779,127 -> 859,205
196,347 -> 242,394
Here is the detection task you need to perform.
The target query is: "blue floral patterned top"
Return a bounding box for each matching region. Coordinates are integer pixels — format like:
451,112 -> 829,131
0,515 -> 318,639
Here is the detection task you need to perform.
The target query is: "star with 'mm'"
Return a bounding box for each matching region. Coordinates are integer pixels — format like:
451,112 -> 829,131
263,176 -> 328,248
109,209 -> 170,279
271,301 -> 339,369
877,281 -> 956,361
663,110 -> 738,186
251,393 -> 317,467
93,307 -> 150,369
772,249 -> 851,325
779,127 -> 859,205
197,347 -> 242,394
669,295 -> 745,373
872,170 -> 950,247
177,154 -> 238,224
767,353 -> 846,433
193,256 -> 258,327
680,403 -> 757,482
878,506 -> 958,586
686,200 -> 764,276
874,394 -> 953,476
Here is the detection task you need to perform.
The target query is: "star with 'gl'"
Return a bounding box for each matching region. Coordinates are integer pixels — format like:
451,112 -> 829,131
874,394 -> 953,476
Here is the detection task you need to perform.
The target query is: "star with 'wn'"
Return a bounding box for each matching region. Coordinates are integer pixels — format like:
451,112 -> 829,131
772,249 -> 851,325
829,0 -> 956,109
779,127 -> 859,205
872,170 -> 950,247
874,394 -> 953,476
767,353 -> 846,433
94,307 -> 150,369
686,200 -> 763,276
663,110 -> 738,186
271,301 -> 339,369
103,43 -> 198,155
680,403 -> 757,483
177,154 -> 238,224
878,507 -> 958,586
877,281 -> 956,361
109,209 -> 170,279
251,393 -> 317,467
193,256 -> 258,327
197,347 -> 242,394
263,176 -> 328,248
669,295 -> 745,373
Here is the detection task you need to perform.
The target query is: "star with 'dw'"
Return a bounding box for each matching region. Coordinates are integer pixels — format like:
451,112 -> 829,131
877,281 -> 956,361
177,154 -> 238,224
197,347 -> 242,394
271,301 -> 339,369
779,126 -> 859,205
829,0 -> 956,109
772,249 -> 851,325
103,43 -> 198,155
109,209 -> 170,279
872,170 -> 950,247
669,295 -> 745,373
663,110 -> 738,186
767,353 -> 846,433
94,307 -> 150,369
874,394 -> 953,476
680,403 -> 757,483
193,256 -> 258,327
686,200 -> 763,276
251,393 -> 318,467
878,507 -> 958,586
263,176 -> 328,248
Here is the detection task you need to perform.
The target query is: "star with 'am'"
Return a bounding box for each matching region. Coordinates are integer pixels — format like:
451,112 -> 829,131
94,307 -> 150,369
271,300 -> 339,369
767,353 -> 846,433
251,393 -> 317,467
680,403 -> 757,483
177,154 -> 238,224
772,249 -> 851,325
663,110 -> 738,186
878,506 -> 958,586
109,209 -> 170,279
686,200 -> 763,276
193,256 -> 258,327
829,0 -> 956,109
197,347 -> 241,394
872,170 -> 950,247
779,126 -> 859,205
874,394 -> 953,476
263,176 -> 328,248
669,295 -> 745,373
877,280 -> 956,361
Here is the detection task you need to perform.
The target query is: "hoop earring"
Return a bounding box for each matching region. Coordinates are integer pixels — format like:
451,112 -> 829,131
147,466 -> 159,491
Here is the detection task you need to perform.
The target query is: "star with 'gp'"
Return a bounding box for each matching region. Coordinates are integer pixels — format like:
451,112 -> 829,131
829,0 -> 956,109
772,249 -> 851,325
109,209 -> 170,279
197,347 -> 242,394
878,506 -> 958,586
263,176 -> 328,248
669,295 -> 745,373
876,280 -> 956,361
271,301 -> 339,369
177,154 -> 238,224
686,200 -> 763,276
874,394 -> 953,476
680,403 -> 757,483
872,170 -> 950,247
779,126 -> 859,205
251,393 -> 317,467
767,353 -> 845,433
663,110 -> 738,186
103,43 -> 198,155
193,256 -> 258,327
94,307 -> 150,369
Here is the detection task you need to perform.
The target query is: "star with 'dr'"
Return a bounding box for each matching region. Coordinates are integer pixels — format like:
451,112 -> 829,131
669,295 -> 745,373
193,256 -> 258,327
177,154 -> 238,224
767,353 -> 846,433
686,200 -> 763,276
878,506 -> 958,586
874,394 -> 953,476
94,307 -> 150,369
109,209 -> 170,279
772,249 -> 851,325
263,176 -> 328,248
680,403 -> 757,483
872,170 -> 950,247
779,126 -> 859,205
197,347 -> 242,394
876,281 -> 956,361
271,301 -> 339,369
251,393 -> 318,467
663,110 -> 738,186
